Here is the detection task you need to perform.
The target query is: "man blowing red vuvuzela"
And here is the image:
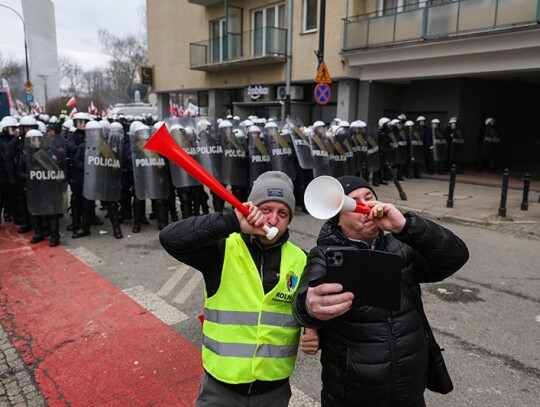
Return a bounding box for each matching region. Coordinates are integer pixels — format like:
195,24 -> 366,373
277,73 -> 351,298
159,171 -> 307,406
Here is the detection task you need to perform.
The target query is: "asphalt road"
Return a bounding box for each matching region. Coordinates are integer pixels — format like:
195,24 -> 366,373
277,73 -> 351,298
59,208 -> 540,406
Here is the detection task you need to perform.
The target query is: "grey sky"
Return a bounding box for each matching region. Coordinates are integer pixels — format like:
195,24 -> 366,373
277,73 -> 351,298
0,0 -> 146,70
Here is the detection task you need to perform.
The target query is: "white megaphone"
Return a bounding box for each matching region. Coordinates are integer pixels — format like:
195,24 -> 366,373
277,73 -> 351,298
304,176 -> 371,220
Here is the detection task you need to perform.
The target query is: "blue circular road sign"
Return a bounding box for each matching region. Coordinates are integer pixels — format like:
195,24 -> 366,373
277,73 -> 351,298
314,83 -> 331,105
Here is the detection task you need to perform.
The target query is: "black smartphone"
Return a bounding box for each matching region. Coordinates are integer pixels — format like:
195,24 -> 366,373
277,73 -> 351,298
326,246 -> 402,311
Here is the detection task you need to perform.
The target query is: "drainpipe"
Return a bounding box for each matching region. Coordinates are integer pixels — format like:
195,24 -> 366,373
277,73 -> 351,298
284,0 -> 293,119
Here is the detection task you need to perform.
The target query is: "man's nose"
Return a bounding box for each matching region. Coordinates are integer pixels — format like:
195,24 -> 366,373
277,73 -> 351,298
266,211 -> 278,225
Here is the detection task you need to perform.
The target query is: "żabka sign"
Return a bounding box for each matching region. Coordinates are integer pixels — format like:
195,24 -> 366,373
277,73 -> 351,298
247,85 -> 269,100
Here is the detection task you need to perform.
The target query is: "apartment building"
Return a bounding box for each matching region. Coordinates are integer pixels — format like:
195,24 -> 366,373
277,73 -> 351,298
147,0 -> 540,167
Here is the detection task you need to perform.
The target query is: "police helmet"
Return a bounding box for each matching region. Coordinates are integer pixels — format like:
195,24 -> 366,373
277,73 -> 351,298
248,125 -> 261,134
218,120 -> 233,129
378,117 -> 390,128
19,116 -> 38,127
416,116 -> 426,122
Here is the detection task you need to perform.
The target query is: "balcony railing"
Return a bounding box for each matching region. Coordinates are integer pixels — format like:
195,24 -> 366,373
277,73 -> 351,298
190,27 -> 287,71
343,0 -> 540,51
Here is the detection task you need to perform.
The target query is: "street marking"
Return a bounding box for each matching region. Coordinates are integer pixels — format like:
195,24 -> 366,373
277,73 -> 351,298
173,272 -> 202,305
290,385 -> 320,406
123,285 -> 188,325
535,314 -> 540,322
0,246 -> 32,255
66,247 -> 105,267
157,264 -> 190,297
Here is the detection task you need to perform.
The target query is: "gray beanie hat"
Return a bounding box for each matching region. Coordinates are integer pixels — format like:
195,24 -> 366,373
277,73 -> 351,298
248,171 -> 295,219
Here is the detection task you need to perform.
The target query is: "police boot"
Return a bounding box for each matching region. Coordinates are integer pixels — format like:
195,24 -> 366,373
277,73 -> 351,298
149,199 -> 157,220
179,192 -> 193,219
107,203 -> 123,239
49,216 -> 60,247
120,194 -> 132,222
30,216 -> 46,244
156,200 -> 169,230
72,208 -> 91,238
413,164 -> 422,179
212,193 -> 224,213
132,200 -> 142,233
192,187 -> 205,216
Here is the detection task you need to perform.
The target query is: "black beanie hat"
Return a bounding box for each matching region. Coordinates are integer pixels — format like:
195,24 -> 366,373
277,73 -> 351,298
337,175 -> 378,199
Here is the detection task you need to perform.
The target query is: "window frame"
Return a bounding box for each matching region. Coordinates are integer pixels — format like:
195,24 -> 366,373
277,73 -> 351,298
303,0 -> 318,33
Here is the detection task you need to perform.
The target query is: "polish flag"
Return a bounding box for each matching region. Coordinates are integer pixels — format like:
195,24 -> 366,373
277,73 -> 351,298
66,96 -> 77,107
68,107 -> 78,118
88,101 -> 97,115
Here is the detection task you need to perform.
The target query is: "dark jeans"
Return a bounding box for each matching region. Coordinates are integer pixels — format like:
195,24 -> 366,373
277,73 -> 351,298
196,373 -> 291,407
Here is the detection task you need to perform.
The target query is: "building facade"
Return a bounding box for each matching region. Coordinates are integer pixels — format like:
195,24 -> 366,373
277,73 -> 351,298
147,0 -> 540,168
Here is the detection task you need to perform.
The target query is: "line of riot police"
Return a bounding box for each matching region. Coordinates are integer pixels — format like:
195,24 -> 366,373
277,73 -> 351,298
0,111 -> 473,246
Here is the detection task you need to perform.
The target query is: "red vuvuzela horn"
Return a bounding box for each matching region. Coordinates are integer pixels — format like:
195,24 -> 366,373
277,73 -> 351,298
144,124 -> 278,240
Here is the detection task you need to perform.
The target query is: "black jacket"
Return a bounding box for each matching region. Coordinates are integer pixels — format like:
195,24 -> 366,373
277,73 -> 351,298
159,212 -> 295,296
293,212 -> 469,407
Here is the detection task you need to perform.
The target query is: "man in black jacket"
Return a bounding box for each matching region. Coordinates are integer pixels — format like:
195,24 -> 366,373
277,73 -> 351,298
293,175 -> 469,407
159,171 -> 307,407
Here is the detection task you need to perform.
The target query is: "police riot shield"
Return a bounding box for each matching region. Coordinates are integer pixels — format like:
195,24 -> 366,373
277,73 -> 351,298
266,123 -> 296,181
169,125 -> 200,188
365,134 -> 380,173
247,127 -> 271,187
25,133 -> 67,215
432,128 -> 448,162
83,122 -> 123,202
385,128 -> 398,165
196,120 -> 222,180
351,130 -> 368,175
330,130 -> 349,178
286,117 -> 314,170
309,128 -> 332,178
130,124 -> 169,200
220,125 -> 248,186
448,127 -> 465,162
410,127 -> 424,164
396,127 -> 409,166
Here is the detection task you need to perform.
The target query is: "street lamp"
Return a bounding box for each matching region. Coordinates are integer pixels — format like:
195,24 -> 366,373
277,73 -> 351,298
0,3 -> 31,100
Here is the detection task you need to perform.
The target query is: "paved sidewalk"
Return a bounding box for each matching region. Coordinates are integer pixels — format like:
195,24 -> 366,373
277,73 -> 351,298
289,171 -> 540,246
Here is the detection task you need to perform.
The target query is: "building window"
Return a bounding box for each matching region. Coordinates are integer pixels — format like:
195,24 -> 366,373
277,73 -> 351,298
210,19 -> 225,63
252,4 -> 285,56
382,0 -> 398,15
304,0 -> 317,32
403,0 -> 420,11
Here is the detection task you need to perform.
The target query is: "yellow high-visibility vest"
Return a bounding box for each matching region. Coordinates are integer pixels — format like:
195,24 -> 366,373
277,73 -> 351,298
202,233 -> 306,384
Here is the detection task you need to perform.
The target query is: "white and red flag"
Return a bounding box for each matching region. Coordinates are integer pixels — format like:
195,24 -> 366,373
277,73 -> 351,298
66,96 -> 77,107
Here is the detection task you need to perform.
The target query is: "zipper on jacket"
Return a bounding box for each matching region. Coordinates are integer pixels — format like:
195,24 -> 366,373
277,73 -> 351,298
259,255 -> 264,281
387,312 -> 396,401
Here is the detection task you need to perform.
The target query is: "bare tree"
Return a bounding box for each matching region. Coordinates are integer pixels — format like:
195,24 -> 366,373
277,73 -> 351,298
98,29 -> 147,102
0,52 -> 25,102
58,55 -> 84,96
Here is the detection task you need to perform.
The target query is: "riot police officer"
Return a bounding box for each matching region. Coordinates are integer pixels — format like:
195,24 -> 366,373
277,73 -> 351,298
0,116 -> 19,223
7,115 -> 38,232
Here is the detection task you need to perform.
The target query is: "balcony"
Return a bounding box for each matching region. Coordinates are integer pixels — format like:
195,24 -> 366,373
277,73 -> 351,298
342,0 -> 540,52
187,0 -> 223,6
189,27 -> 287,71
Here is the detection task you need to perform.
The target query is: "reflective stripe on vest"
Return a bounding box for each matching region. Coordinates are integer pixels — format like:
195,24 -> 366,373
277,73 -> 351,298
202,233 -> 306,384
